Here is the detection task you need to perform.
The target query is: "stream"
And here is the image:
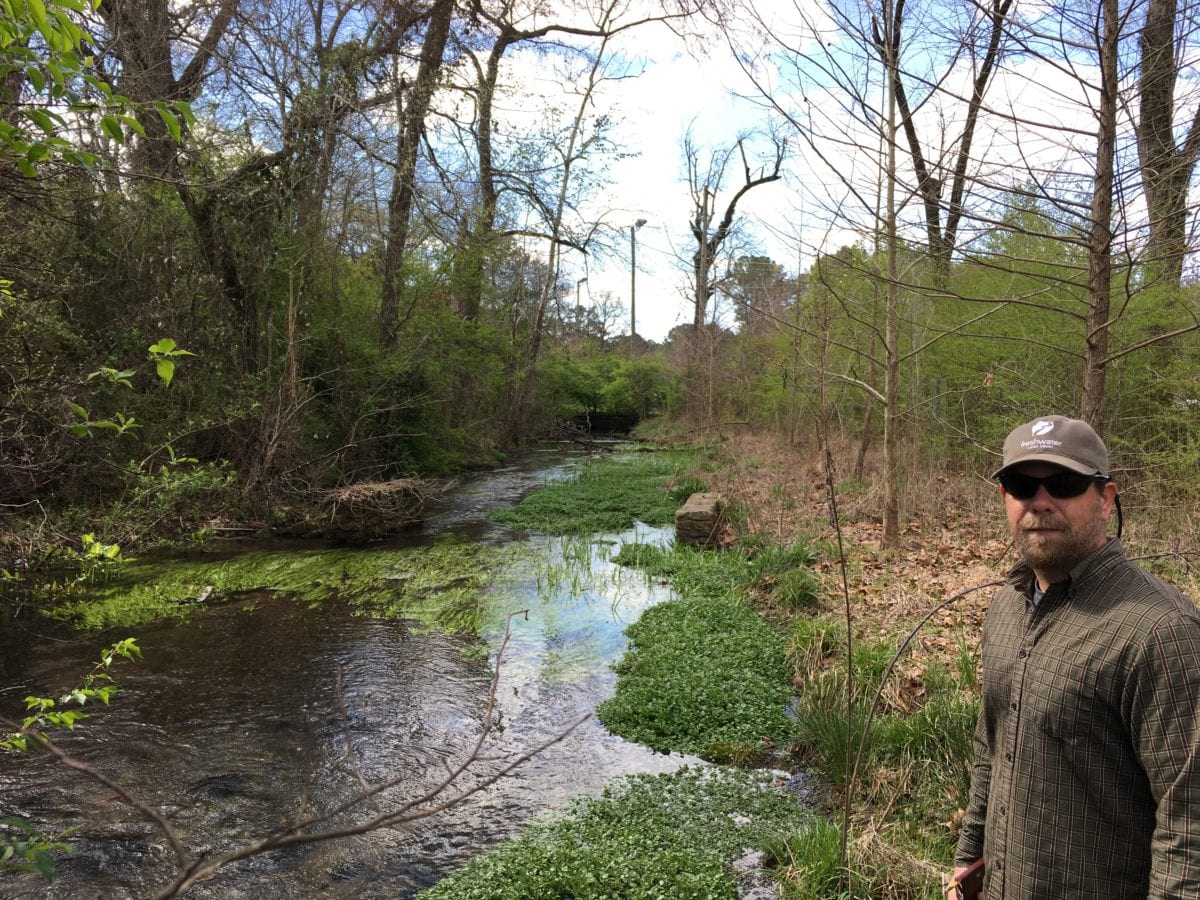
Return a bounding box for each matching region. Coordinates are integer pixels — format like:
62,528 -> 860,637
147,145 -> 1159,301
0,445 -> 699,898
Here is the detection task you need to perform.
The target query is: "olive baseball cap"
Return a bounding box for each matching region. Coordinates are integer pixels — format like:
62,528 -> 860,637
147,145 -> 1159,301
993,415 -> 1110,479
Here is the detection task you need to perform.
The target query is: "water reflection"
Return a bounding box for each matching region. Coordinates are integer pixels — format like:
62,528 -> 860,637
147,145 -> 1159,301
0,449 -> 696,898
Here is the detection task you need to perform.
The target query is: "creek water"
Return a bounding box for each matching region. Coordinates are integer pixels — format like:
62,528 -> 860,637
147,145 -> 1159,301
0,446 -> 697,898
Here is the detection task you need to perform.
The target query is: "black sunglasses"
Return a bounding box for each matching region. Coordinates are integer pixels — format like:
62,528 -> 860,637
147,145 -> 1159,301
998,471 -> 1108,500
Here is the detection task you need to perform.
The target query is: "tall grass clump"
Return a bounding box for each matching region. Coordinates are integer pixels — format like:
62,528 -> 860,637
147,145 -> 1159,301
787,625 -> 980,867
769,817 -> 873,900
745,542 -> 824,611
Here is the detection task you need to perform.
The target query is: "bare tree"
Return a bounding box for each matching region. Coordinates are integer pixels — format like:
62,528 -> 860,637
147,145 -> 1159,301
868,0 -> 1013,276
1136,0 -> 1200,289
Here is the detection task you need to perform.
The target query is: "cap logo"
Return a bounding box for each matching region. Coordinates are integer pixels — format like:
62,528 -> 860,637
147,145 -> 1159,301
1031,420 -> 1054,436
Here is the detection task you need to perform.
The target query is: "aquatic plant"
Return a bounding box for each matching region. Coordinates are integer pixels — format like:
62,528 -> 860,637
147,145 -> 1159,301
488,452 -> 696,534
43,539 -> 507,631
596,592 -> 794,757
420,766 -> 811,900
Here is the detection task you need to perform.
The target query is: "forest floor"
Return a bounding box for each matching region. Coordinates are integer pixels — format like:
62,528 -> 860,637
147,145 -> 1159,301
685,428 -> 1200,682
692,431 -> 1011,670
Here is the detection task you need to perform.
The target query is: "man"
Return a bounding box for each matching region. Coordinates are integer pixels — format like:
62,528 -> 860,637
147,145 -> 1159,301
948,415 -> 1200,899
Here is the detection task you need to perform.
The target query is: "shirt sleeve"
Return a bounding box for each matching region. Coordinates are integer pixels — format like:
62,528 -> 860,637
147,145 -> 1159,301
1126,612 -> 1200,897
956,705 -> 991,866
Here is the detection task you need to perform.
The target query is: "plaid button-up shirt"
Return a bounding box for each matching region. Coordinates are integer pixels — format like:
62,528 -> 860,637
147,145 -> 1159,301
956,539 -> 1200,898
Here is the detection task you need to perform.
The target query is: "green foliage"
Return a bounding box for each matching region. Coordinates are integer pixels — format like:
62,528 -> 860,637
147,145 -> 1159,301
38,540 -> 502,630
745,543 -> 824,610
1,638 -> 138,880
145,338 -> 194,387
598,543 -> 794,755
792,671 -> 868,790
612,541 -> 751,600
489,453 -> 695,534
787,627 -> 979,864
531,352 -> 677,421
668,476 -> 708,502
0,0 -> 195,174
771,817 -> 864,900
3,637 -> 140,751
0,817 -> 74,881
596,357 -> 675,418
421,767 -> 812,900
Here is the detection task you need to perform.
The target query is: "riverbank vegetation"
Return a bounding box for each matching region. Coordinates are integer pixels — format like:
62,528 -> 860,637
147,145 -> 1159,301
420,767 -> 813,900
489,453 -> 698,535
33,540 -> 505,631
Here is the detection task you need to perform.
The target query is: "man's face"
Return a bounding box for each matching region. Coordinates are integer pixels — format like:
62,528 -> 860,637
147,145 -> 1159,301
1001,461 -> 1117,584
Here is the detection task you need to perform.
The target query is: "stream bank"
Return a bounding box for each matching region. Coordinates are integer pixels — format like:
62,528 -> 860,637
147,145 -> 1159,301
1,447 -> 702,897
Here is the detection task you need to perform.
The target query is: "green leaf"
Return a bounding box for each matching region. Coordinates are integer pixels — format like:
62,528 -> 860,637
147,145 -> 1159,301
156,358 -> 175,386
118,114 -> 145,137
26,0 -> 49,32
66,401 -> 87,418
33,848 -> 54,879
154,102 -> 181,142
26,108 -> 55,134
27,67 -> 45,93
100,114 -> 123,143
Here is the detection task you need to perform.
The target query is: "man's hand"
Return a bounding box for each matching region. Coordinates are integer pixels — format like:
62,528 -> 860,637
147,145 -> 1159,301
946,865 -> 983,900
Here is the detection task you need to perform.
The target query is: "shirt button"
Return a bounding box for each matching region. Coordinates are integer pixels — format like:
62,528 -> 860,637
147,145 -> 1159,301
1018,649 -> 1029,658
1004,752 -> 1013,762
1010,702 -> 1017,711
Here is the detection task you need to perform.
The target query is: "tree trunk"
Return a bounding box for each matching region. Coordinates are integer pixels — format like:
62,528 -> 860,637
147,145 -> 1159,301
1081,0 -> 1118,428
881,5 -> 902,549
379,0 -> 454,348
1136,0 -> 1198,289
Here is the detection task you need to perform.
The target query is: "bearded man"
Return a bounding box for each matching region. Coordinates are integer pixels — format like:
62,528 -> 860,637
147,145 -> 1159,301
948,415 -> 1200,899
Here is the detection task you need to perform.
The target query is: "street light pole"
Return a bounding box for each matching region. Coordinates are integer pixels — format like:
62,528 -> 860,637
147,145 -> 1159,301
629,218 -> 647,356
575,276 -> 588,337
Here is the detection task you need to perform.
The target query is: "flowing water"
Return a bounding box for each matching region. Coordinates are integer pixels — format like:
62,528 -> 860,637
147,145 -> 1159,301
0,446 -> 698,898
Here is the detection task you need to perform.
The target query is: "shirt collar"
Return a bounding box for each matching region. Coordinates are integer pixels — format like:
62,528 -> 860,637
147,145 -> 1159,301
1007,538 -> 1124,603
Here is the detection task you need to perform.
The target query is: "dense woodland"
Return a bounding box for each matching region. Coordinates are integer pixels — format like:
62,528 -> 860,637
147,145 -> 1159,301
2,0 -> 1199,557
